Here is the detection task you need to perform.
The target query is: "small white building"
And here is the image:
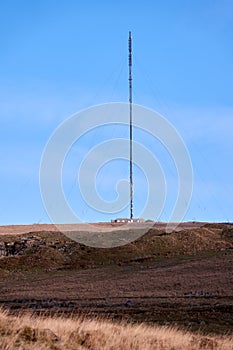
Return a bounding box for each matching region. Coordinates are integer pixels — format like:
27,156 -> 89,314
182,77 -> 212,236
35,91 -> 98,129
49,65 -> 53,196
111,218 -> 145,223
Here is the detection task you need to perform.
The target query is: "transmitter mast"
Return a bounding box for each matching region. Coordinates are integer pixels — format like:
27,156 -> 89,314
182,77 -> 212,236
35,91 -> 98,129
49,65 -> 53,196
128,31 -> 133,220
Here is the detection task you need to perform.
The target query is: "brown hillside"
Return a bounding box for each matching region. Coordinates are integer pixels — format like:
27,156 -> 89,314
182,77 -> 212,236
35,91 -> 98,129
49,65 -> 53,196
0,223 -> 232,271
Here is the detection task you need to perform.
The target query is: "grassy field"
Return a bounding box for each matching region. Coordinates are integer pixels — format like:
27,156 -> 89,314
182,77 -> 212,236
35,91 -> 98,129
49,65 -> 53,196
0,223 -> 233,348
0,308 -> 233,350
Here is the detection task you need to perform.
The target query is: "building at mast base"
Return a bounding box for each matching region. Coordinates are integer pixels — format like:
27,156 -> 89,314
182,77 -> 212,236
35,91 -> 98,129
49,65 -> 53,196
111,218 -> 145,223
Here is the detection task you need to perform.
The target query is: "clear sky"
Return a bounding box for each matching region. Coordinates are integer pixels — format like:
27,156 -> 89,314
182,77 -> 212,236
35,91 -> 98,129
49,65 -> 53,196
0,0 -> 232,224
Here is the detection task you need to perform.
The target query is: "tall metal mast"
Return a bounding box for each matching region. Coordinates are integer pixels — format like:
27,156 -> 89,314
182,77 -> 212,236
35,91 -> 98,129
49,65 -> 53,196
128,31 -> 133,220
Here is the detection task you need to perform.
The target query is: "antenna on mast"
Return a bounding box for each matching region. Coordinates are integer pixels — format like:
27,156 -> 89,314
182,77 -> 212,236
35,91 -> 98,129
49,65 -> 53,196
111,34 -> 145,225
128,31 -> 133,220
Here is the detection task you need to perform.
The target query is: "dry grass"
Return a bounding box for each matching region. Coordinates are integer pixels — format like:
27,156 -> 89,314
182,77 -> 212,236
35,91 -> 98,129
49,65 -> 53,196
0,309 -> 232,350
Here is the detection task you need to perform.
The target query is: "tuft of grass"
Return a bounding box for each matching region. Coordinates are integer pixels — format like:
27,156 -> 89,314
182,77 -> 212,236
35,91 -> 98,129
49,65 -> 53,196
0,309 -> 232,349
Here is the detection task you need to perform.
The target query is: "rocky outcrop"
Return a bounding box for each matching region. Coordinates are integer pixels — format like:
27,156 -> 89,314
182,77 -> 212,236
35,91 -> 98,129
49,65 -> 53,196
0,235 -> 62,257
0,241 -> 27,257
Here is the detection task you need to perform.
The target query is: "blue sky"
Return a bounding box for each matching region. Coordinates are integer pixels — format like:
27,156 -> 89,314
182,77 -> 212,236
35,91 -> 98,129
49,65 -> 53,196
0,0 -> 232,224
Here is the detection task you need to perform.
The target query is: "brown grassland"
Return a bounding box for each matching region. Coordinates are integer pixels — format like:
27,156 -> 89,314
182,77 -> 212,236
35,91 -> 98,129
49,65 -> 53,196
0,308 -> 233,350
0,222 -> 233,349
